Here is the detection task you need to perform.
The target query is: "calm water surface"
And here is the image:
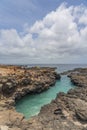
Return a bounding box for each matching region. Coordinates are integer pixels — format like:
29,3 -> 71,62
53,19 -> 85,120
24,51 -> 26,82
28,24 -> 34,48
16,64 -> 87,118
16,76 -> 75,118
27,64 -> 87,73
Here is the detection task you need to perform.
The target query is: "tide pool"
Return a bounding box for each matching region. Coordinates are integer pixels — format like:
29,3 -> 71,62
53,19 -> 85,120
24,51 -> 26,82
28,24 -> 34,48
15,76 -> 75,119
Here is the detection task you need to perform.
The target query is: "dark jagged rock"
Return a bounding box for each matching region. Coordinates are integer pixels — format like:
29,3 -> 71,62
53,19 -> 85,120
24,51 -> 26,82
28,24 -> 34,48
0,66 -> 60,99
25,68 -> 87,130
2,82 -> 15,95
54,72 -> 61,80
1,66 -> 87,130
0,65 -> 61,130
54,108 -> 62,115
76,109 -> 87,122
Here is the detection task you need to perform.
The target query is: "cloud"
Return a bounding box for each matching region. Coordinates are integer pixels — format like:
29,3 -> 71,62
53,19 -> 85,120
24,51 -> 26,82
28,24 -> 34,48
0,3 -> 87,64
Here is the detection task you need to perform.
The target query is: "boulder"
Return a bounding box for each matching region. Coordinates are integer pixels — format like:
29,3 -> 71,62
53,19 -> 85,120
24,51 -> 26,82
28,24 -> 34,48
21,78 -> 31,85
76,109 -> 87,122
2,82 -> 15,95
54,108 -> 62,115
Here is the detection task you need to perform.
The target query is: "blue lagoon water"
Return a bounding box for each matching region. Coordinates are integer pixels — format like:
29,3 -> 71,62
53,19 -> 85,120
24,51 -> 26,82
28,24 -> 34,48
16,64 -> 87,119
16,76 -> 75,118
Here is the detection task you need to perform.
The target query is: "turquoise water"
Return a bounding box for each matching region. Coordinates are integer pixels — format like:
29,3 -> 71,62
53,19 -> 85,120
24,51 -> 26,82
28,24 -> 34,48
15,76 -> 75,119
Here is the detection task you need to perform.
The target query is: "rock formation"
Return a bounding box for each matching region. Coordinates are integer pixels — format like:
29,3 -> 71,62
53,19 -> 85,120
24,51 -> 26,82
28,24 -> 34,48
0,66 -> 87,130
26,68 -> 87,130
0,65 -> 61,130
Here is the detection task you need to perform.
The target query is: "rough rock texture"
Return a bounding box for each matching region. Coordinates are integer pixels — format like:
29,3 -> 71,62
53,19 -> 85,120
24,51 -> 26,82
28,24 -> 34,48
0,65 -> 60,101
0,65 -> 60,130
0,66 -> 87,130
26,68 -> 87,130
68,68 -> 87,88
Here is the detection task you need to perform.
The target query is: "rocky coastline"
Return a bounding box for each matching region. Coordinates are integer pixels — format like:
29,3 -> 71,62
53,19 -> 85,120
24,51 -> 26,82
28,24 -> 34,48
0,66 -> 87,130
27,68 -> 87,130
0,65 -> 60,130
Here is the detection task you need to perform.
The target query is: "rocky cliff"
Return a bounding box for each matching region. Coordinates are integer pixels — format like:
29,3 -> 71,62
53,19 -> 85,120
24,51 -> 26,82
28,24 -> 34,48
0,65 -> 61,130
0,66 -> 87,130
26,68 -> 87,130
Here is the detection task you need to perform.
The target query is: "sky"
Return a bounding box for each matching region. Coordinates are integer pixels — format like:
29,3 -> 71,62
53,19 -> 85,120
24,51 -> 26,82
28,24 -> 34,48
0,0 -> 87,64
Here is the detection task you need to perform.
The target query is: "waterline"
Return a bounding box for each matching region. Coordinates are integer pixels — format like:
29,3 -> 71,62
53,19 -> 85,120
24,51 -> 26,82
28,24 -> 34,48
15,76 -> 75,119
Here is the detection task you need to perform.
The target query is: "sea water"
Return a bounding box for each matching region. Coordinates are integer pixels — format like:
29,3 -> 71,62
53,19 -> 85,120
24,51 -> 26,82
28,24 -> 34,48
27,64 -> 87,73
16,64 -> 87,119
16,76 -> 75,118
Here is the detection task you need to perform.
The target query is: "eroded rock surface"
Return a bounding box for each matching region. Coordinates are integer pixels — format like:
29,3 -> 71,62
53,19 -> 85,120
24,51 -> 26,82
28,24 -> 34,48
0,65 -> 60,130
0,66 -> 87,130
26,68 -> 87,130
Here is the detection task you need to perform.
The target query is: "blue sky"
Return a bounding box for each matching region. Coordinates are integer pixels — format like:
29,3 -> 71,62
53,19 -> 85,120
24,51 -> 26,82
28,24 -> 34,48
0,0 -> 87,31
0,0 -> 87,64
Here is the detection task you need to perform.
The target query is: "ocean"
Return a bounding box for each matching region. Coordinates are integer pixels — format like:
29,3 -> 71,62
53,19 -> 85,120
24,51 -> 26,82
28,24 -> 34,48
27,64 -> 87,73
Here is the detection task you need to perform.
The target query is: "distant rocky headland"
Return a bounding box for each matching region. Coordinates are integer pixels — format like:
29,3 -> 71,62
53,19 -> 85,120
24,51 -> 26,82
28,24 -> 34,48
0,65 -> 60,130
0,65 -> 87,130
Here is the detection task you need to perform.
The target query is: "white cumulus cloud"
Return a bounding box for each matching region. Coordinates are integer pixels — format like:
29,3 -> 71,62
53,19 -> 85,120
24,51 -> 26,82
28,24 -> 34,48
0,3 -> 87,64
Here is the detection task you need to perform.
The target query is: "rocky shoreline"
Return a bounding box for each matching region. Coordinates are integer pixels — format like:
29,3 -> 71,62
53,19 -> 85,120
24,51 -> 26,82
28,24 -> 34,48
0,65 -> 60,130
0,66 -> 87,130
27,68 -> 87,130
